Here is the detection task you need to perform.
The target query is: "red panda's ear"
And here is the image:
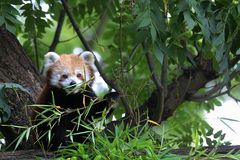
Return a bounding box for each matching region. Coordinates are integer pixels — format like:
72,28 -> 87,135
79,51 -> 95,65
44,52 -> 60,66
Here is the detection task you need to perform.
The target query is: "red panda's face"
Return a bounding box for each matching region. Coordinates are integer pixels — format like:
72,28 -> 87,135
43,52 -> 95,90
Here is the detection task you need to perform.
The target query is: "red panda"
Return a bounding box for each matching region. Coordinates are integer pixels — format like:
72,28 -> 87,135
33,51 -> 118,151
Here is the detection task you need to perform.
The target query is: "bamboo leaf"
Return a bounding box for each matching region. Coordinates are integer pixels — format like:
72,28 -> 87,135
14,130 -> 27,150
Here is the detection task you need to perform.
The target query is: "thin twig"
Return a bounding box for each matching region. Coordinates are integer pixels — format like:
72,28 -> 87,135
158,54 -> 168,123
60,0 -> 134,118
33,37 -> 39,70
180,72 -> 192,101
119,3 -> 124,79
48,10 -> 65,52
145,51 -> 163,91
156,0 -> 169,123
123,44 -> 139,69
180,40 -> 197,67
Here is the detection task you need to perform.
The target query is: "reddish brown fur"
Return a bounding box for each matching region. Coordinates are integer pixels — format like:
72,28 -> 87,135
45,54 -> 93,82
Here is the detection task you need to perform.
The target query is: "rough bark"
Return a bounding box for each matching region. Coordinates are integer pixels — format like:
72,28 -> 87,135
0,26 -> 43,149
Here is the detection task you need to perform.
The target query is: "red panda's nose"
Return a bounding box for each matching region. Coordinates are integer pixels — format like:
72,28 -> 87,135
70,81 -> 76,86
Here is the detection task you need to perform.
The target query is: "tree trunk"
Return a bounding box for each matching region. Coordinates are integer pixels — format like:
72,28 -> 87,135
0,27 -> 43,150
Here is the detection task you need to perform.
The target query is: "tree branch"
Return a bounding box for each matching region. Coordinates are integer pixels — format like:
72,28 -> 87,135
138,57 -> 217,122
189,68 -> 240,102
33,37 -> 39,70
48,10 -> 65,52
60,0 -> 134,118
145,51 -> 163,91
145,50 -> 163,124
157,54 -> 168,123
189,82 -> 224,101
180,40 -> 197,67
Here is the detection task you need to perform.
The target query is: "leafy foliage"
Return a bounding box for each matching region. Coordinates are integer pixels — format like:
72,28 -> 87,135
56,124 -> 186,160
0,0 -> 22,34
152,101 -> 230,148
1,0 -> 240,154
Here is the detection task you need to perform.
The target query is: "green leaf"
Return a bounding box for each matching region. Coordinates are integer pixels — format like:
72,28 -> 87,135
0,16 -> 5,26
183,11 -> 195,30
213,99 -> 221,106
138,11 -> 151,28
153,43 -> 164,64
5,21 -> 16,34
1,4 -> 20,16
15,129 -> 27,150
213,32 -> 224,47
206,128 -> 213,137
4,13 -> 21,25
199,18 -> 211,40
238,3 -> 240,13
25,127 -> 31,141
150,23 -> 157,42
220,57 -> 228,73
216,45 -> 225,62
220,133 -> 226,141
213,130 -> 222,138
206,137 -> 212,146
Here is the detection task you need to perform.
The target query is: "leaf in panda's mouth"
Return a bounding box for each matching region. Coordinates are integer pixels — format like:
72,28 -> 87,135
64,80 -> 90,94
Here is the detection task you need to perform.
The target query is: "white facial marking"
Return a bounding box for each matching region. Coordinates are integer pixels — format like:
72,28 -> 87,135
60,75 -> 83,88
43,52 -> 60,77
50,72 -> 61,87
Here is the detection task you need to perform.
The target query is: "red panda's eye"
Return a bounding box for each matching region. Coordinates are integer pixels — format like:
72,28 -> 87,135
61,74 -> 68,79
77,73 -> 82,78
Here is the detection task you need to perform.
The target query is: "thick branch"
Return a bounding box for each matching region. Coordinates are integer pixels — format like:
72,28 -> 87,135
60,0 -> 134,118
138,57 -> 218,122
48,10 -> 65,52
189,67 -> 240,102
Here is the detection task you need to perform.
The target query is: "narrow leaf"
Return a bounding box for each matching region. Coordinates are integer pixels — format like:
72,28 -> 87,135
14,130 -> 27,150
